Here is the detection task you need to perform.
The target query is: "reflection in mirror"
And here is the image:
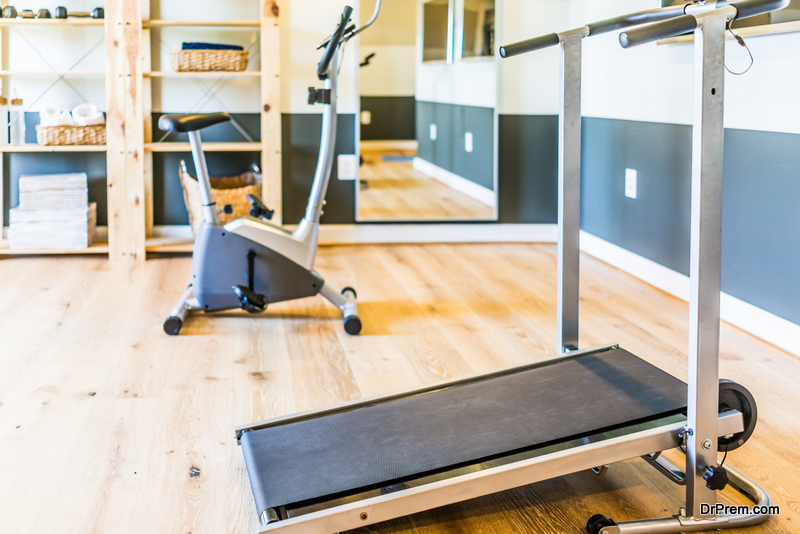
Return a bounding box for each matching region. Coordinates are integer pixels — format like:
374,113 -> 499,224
423,0 -> 452,62
462,0 -> 495,59
356,0 -> 498,222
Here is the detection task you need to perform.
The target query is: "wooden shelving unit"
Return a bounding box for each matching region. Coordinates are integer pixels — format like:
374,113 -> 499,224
140,0 -> 282,257
144,142 -> 262,152
0,18 -> 104,27
0,239 -> 109,255
145,71 -> 261,78
144,20 -> 261,28
0,1 -> 282,261
0,3 -> 111,259
0,144 -> 107,152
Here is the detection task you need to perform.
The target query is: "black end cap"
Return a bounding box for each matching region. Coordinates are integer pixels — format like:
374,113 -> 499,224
164,316 -> 183,336
341,286 -> 357,298
344,316 -> 362,335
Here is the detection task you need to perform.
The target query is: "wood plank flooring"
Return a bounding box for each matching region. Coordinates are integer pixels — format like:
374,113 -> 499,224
0,244 -> 798,533
357,149 -> 495,221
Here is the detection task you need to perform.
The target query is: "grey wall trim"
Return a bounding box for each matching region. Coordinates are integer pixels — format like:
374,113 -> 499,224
361,97 -> 415,141
416,101 -> 495,190
581,117 -> 800,326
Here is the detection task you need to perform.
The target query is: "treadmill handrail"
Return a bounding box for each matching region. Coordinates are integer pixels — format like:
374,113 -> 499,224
498,0 -> 736,58
620,0 -> 790,48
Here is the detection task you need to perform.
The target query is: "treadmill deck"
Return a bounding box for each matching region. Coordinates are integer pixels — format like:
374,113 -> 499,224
240,347 -> 687,519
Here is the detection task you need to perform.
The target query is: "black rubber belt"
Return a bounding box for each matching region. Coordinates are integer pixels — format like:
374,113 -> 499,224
241,348 -> 687,516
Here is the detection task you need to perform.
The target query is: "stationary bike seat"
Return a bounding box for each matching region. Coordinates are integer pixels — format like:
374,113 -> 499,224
159,112 -> 231,133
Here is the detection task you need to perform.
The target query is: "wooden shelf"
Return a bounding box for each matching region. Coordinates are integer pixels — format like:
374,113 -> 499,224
0,18 -> 104,26
0,70 -> 105,76
145,142 -> 261,152
145,236 -> 193,253
0,239 -> 109,255
146,71 -> 260,78
0,144 -> 106,153
144,20 -> 260,28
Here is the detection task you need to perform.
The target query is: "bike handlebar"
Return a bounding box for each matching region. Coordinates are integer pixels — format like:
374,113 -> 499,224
317,5 -> 354,78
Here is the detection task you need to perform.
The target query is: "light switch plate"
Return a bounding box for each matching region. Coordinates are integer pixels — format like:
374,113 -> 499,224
338,154 -> 359,181
625,168 -> 638,199
465,132 -> 473,153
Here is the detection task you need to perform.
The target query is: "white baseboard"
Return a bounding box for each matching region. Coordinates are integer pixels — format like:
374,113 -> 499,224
152,224 -> 557,245
412,157 -> 497,208
580,231 -> 800,357
315,224 -> 557,244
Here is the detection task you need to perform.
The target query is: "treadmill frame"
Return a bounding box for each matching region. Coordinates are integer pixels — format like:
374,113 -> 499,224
236,2 -> 784,532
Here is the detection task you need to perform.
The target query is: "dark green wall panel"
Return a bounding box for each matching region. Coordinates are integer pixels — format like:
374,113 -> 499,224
360,97 -> 416,141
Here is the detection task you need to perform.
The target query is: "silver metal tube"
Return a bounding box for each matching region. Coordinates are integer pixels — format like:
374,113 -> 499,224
348,0 -> 382,39
611,464 -> 771,533
556,30 -> 586,353
188,131 -> 219,226
303,55 -> 338,225
685,13 -> 727,519
320,283 -> 358,320
169,285 -> 194,321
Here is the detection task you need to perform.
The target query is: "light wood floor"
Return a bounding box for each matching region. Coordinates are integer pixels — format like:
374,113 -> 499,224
1,244 -> 798,534
358,149 -> 495,221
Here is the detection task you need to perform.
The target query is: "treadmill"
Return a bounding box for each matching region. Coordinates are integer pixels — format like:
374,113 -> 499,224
236,1 -> 786,532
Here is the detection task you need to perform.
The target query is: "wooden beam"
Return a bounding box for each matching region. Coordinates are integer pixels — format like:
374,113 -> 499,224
261,0 -> 282,224
106,0 -> 146,262
142,0 -> 153,238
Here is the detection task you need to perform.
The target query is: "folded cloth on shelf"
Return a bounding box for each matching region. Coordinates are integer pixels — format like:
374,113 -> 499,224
39,108 -> 77,127
71,103 -> 105,126
182,42 -> 245,51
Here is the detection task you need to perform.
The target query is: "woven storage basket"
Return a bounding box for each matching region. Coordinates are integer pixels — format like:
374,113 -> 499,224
170,49 -> 248,72
179,161 -> 261,235
36,125 -> 106,146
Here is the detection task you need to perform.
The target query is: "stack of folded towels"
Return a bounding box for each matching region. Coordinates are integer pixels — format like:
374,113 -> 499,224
39,103 -> 105,127
182,42 -> 244,51
9,173 -> 97,250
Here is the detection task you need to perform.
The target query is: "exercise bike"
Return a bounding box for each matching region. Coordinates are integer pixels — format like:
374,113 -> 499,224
162,3 -> 381,336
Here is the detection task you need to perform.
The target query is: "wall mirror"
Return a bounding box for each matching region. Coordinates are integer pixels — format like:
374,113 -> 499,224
355,0 -> 498,222
461,0 -> 495,59
423,0 -> 453,62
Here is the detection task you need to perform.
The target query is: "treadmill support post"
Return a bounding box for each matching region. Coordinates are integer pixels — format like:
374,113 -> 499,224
686,13 -> 726,519
557,28 -> 588,353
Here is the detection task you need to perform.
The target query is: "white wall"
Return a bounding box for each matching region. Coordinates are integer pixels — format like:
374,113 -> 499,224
496,0 -> 572,115
575,0 -> 800,135
415,0 -> 497,108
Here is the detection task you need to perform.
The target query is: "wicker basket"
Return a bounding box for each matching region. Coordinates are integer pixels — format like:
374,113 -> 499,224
36,125 -> 106,146
179,161 -> 261,235
170,49 -> 248,72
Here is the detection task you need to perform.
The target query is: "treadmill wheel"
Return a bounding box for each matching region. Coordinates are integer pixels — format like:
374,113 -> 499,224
586,514 -> 617,534
718,379 -> 758,452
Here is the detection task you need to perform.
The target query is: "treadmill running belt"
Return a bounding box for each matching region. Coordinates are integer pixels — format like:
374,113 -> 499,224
240,348 -> 687,515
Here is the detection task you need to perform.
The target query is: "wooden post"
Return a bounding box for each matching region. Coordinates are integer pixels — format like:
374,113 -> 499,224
142,0 -> 153,238
261,0 -> 282,224
106,0 -> 146,262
